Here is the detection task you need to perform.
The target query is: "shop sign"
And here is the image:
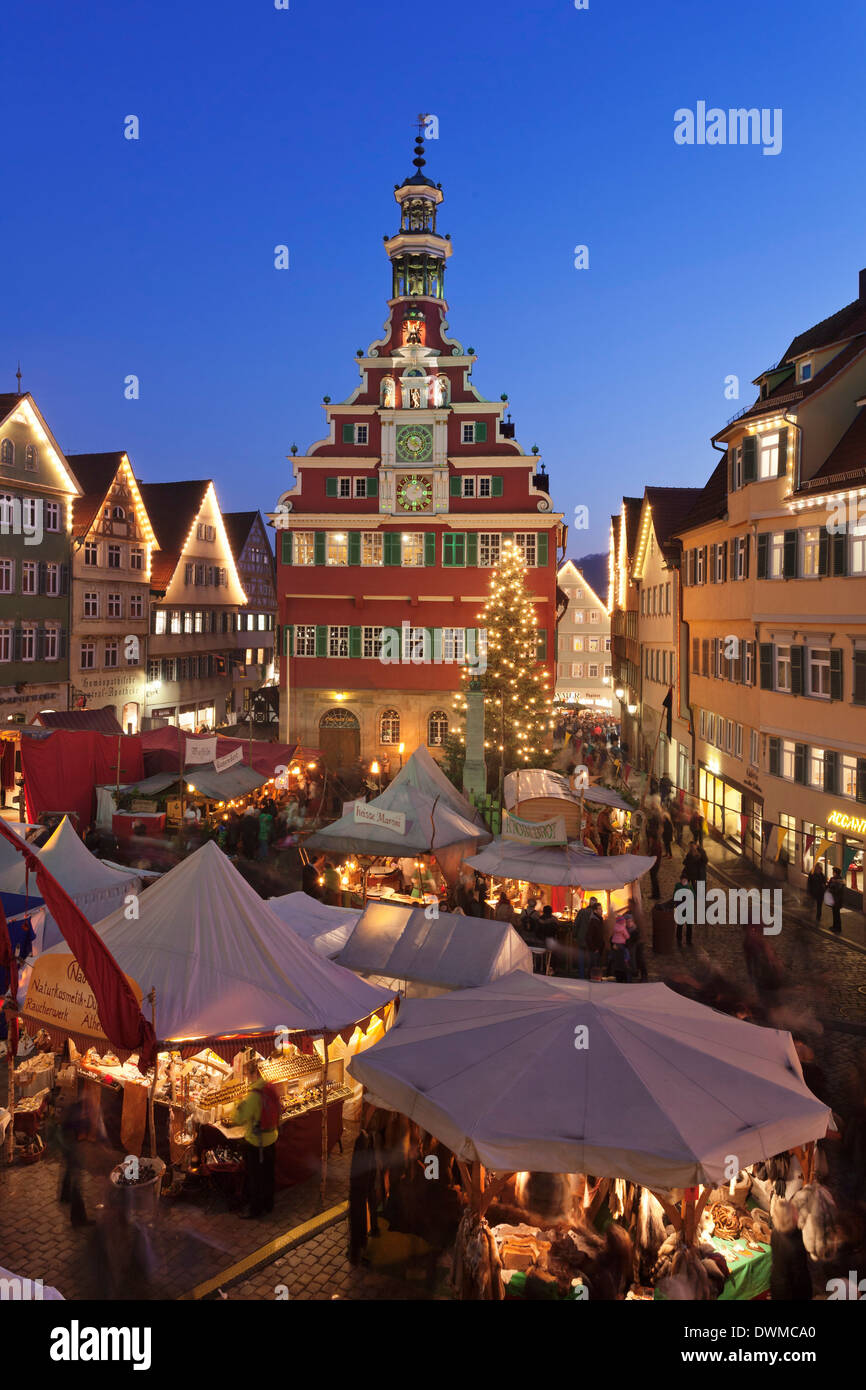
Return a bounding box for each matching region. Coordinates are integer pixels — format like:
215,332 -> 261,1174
24,955 -> 143,1042
743,765 -> 763,794
503,811 -> 568,845
353,802 -> 406,835
214,745 -> 244,773
828,810 -> 866,837
185,736 -> 218,764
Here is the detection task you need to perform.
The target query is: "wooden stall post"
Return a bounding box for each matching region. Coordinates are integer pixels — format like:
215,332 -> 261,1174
319,1030 -> 332,1205
146,988 -> 157,1159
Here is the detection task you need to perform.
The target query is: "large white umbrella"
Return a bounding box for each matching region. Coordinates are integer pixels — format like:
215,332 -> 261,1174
464,837 -> 654,889
349,972 -> 830,1187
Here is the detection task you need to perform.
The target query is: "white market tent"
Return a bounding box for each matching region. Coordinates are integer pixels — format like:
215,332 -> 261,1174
0,815 -> 141,951
33,841 -> 392,1047
305,781 -> 490,866
389,746 -> 487,829
349,972 -> 832,1188
268,890 -> 362,959
334,900 -> 533,996
464,837 -> 654,890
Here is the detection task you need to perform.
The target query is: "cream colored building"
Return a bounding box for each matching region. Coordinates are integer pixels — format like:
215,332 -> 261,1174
68,453 -> 156,733
555,559 -> 617,714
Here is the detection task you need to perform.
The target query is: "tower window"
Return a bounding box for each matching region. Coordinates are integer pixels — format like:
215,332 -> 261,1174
379,708 -> 400,744
0,439 -> 14,466
24,444 -> 37,470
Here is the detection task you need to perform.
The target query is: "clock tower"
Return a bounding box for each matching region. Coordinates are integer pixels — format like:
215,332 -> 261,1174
271,132 -> 565,774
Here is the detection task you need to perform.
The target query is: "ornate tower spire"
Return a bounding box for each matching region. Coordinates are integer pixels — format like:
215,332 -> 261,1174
384,123 -> 452,303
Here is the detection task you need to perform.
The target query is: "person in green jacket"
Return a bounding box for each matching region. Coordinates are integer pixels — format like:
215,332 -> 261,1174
231,1079 -> 278,1218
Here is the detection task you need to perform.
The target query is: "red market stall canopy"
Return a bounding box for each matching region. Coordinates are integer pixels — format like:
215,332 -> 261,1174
27,841 -> 393,1058
349,973 -> 831,1188
20,728 -> 145,831
138,728 -> 319,781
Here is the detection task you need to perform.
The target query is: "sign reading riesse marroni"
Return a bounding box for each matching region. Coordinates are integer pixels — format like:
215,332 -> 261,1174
352,802 -> 406,835
502,811 -> 568,845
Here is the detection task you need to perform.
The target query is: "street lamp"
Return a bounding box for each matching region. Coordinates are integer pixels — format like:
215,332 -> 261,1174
615,686 -> 625,701
370,760 -> 381,795
398,741 -> 405,769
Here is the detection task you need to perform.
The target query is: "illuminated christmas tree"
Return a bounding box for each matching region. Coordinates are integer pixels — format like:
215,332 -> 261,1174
453,540 -> 554,790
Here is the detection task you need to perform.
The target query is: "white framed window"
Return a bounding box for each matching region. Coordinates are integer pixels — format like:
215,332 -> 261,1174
153,609 -> 166,635
0,558 -> 14,593
851,531 -> 866,575
699,709 -> 706,739
196,523 -> 216,542
744,641 -> 754,685
354,476 -> 368,498
442,627 -> 465,662
572,663 -> 584,678
130,593 -> 143,619
769,532 -> 785,578
801,528 -> 821,577
194,611 -> 204,633
799,361 -> 812,382
183,611 -> 193,635
573,637 -> 583,652
730,444 -> 743,491
461,422 -> 476,444
22,497 -> 39,531
572,608 -> 585,625
107,592 -> 122,619
362,625 -> 383,658
107,544 -> 121,568
80,641 -> 96,670
0,625 -> 11,662
380,708 -> 400,744
24,443 -> 37,470
759,431 -> 780,479
83,591 -> 99,618
715,547 -> 725,583
21,625 -> 36,662
478,476 -> 492,498
84,541 -> 98,566
707,712 -> 715,743
775,644 -> 791,692
170,610 -> 181,634
329,625 -> 349,657
604,665 -> 612,680
295,625 -> 316,656
696,548 -> 705,584
587,637 -> 600,652
104,640 -> 119,669
0,439 -> 13,466
44,563 -> 60,596
478,532 -> 500,567
750,729 -> 759,766
462,476 -> 475,498
402,626 -> 428,662
43,624 -> 59,661
604,636 -> 611,651
294,532 -> 315,565
354,424 -> 368,446
588,663 -> 599,678
515,533 -> 537,567
810,747 -> 825,788
808,647 -> 831,698
735,723 -> 743,759
130,547 -> 143,570
781,739 -> 796,780
589,609 -> 600,624
327,532 -> 348,566
43,499 -> 59,530
337,477 -> 352,498
725,719 -> 734,753
841,754 -> 858,799
401,533 -> 425,567
21,561 -> 37,595
362,532 -> 383,566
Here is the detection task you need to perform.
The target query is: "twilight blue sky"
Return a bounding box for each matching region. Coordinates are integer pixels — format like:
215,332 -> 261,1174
3,0 -> 865,556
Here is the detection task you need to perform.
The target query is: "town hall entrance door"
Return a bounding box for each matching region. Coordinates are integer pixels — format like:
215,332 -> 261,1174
318,708 -> 361,776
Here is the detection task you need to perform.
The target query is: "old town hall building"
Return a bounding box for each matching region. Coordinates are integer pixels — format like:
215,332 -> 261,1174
272,137 -> 564,773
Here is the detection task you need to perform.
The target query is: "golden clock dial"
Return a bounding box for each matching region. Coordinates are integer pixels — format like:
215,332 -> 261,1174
397,474 -> 433,512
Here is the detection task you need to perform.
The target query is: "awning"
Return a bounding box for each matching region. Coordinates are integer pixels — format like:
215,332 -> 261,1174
464,837 -> 654,889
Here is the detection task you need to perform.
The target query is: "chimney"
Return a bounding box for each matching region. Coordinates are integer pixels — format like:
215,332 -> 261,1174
859,267 -> 866,301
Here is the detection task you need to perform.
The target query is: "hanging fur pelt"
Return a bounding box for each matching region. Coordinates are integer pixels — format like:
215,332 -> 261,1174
635,1188 -> 667,1284
791,1184 -> 837,1263
769,1198 -> 813,1301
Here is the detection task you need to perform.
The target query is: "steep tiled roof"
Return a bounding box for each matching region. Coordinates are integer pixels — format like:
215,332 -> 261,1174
571,552 -> 608,604
797,407 -> 866,491
622,496 -> 642,555
139,480 -> 211,590
222,511 -> 261,563
644,487 -> 704,552
676,456 -> 729,534
33,707 -> 123,734
0,392 -> 26,424
782,295 -> 866,364
67,452 -> 125,535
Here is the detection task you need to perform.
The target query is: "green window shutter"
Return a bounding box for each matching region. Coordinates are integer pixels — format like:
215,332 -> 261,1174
449,475 -> 461,497
536,628 -> 548,660
281,532 -> 293,565
348,532 -> 361,566
743,535 -> 750,578
756,533 -> 769,579
824,750 -> 838,794
466,532 -> 478,566
342,423 -> 354,443
759,643 -> 774,690
349,625 -> 362,658
537,532 -> 549,567
431,628 -> 442,662
783,530 -> 797,578
366,475 -> 378,497
384,533 -> 401,566
854,650 -> 866,705
857,758 -> 866,804
833,532 -> 847,576
721,539 -> 727,581
314,532 -> 326,565
709,544 -> 717,583
443,533 -> 465,566
794,743 -> 807,784
818,530 -> 829,576
777,427 -> 788,477
830,647 -> 843,701
791,645 -> 804,695
742,435 -> 757,482
768,737 -> 780,777
424,532 -> 436,566
325,477 -> 338,497
315,625 -> 327,657
701,546 -> 707,583
491,475 -> 504,498
474,421 -> 487,442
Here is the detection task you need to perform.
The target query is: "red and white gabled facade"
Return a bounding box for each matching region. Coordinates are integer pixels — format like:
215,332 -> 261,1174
270,137 -> 565,772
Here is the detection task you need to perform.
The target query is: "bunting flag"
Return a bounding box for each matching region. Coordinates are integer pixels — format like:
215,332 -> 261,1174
0,820 -> 155,1071
662,685 -> 674,740
623,763 -> 632,784
843,845 -> 859,874
812,837 -> 833,865
804,833 -> 814,855
740,813 -> 748,843
764,824 -> 780,860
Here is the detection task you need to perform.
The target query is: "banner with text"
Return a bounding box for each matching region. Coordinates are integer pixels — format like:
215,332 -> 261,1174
214,745 -> 244,773
185,737 -> 218,765
352,802 -> 406,836
502,811 -> 568,845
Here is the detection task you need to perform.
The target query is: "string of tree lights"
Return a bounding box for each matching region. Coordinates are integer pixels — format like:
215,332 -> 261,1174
453,541 -> 555,783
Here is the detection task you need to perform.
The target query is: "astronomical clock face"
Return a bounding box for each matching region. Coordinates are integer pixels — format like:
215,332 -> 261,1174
396,474 -> 433,512
396,424 -> 433,463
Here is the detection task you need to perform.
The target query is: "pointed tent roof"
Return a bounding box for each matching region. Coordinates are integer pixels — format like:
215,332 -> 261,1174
387,746 -> 485,828
349,973 -> 831,1185
305,781 -> 490,857
37,841 -> 392,1043
267,892 -> 362,959
38,815 -> 139,899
